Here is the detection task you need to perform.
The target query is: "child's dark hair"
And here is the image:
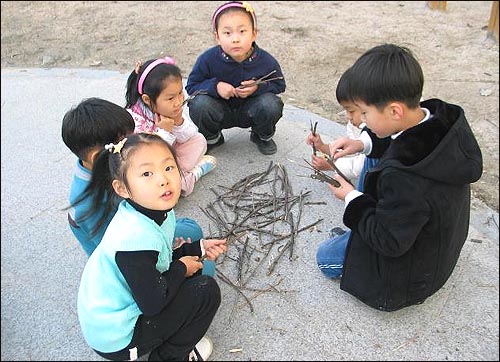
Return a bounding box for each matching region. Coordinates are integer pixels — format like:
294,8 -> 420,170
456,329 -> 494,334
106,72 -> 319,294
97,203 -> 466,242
212,1 -> 257,32
348,43 -> 424,109
125,57 -> 182,111
75,132 -> 179,237
336,67 -> 354,104
61,97 -> 135,161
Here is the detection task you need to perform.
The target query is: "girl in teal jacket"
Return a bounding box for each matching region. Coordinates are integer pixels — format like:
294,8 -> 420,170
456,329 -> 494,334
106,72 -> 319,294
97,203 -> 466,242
77,133 -> 227,360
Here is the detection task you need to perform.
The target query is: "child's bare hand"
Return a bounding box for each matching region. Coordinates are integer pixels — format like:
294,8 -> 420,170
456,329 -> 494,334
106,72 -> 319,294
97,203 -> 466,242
235,80 -> 257,98
330,137 -> 364,160
202,238 -> 227,261
216,82 -> 236,100
179,255 -> 203,277
306,132 -> 323,149
311,153 -> 333,171
154,113 -> 175,132
328,174 -> 355,200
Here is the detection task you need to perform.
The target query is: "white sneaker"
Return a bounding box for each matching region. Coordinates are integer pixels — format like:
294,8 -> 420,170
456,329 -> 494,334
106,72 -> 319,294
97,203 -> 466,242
188,336 -> 213,361
193,155 -> 217,181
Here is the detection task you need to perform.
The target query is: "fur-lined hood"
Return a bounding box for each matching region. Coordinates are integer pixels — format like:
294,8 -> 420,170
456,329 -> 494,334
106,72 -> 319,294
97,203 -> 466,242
375,98 -> 483,185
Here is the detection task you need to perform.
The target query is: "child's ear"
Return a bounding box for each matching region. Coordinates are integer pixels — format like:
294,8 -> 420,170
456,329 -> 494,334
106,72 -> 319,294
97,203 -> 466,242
88,148 -> 101,164
112,180 -> 130,199
214,31 -> 221,44
389,102 -> 404,120
82,147 -> 101,170
252,28 -> 258,40
141,94 -> 152,108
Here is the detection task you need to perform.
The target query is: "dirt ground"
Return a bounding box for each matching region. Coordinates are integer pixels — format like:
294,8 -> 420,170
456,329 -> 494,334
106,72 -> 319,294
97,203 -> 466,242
2,1 -> 498,210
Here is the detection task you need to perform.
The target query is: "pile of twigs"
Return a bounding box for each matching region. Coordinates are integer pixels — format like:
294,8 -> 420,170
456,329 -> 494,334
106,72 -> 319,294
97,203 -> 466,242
201,161 -> 325,315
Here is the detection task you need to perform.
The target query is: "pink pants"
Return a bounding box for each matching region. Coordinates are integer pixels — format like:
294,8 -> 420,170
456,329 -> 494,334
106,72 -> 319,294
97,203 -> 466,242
174,133 -> 207,196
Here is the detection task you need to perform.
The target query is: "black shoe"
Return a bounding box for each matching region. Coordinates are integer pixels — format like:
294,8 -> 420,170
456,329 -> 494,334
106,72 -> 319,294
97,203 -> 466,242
329,227 -> 346,238
206,133 -> 224,153
250,132 -> 277,155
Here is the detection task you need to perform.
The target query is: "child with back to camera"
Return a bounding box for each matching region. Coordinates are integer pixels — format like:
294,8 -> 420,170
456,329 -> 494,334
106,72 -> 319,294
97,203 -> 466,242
126,56 -> 216,197
62,98 -> 206,258
186,1 -> 286,155
77,132 -> 227,361
317,43 -> 482,311
62,97 -> 135,256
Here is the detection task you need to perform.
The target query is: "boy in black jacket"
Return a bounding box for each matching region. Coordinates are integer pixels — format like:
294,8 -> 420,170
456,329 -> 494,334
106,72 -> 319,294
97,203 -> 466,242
320,44 -> 483,311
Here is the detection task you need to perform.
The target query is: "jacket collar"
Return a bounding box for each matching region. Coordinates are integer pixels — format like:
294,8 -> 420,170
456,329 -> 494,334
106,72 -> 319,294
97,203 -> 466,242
219,41 -> 259,63
383,99 -> 457,166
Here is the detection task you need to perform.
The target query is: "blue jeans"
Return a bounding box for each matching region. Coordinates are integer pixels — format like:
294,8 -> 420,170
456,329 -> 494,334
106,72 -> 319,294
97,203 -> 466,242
356,156 -> 379,191
316,231 -> 350,279
187,93 -> 284,141
174,217 -> 215,277
316,157 -> 379,278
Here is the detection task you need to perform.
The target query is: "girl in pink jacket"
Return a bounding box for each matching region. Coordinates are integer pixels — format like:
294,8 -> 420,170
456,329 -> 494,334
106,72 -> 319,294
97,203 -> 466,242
126,56 -> 216,196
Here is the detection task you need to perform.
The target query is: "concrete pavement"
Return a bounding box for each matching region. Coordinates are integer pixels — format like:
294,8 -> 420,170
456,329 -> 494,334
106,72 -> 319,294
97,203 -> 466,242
1,67 -> 498,361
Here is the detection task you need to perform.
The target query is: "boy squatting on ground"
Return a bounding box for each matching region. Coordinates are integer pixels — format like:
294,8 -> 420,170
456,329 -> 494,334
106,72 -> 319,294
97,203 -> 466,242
315,44 -> 483,311
62,98 -> 209,257
186,1 -> 286,155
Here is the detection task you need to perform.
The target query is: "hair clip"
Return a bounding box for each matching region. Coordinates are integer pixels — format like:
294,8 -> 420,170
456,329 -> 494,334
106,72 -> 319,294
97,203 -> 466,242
104,138 -> 128,154
113,138 -> 127,153
242,1 -> 254,13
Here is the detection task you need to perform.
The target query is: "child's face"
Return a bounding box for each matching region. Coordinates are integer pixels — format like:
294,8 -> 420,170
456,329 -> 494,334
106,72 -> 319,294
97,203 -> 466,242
356,101 -> 396,138
118,142 -> 181,211
154,77 -> 185,119
340,101 -> 363,127
215,10 -> 256,63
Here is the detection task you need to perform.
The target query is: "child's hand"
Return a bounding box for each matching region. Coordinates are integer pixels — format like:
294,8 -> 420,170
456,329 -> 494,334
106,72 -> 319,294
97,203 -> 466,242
216,82 -> 236,100
154,113 -> 175,132
311,153 -> 333,171
306,132 -> 326,152
202,238 -> 227,261
179,255 -> 203,277
330,137 -> 364,160
235,80 -> 257,98
328,174 -> 355,200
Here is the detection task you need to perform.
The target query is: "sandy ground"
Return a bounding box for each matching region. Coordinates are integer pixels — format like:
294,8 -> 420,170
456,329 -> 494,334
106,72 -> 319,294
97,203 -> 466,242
1,1 -> 498,210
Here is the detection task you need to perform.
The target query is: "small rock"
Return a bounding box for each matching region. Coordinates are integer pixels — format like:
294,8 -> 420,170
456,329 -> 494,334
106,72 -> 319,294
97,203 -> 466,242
479,88 -> 492,96
41,55 -> 56,65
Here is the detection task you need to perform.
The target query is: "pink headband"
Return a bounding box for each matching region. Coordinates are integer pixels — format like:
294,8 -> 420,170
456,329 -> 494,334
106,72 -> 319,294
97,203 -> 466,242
211,1 -> 257,32
137,56 -> 176,95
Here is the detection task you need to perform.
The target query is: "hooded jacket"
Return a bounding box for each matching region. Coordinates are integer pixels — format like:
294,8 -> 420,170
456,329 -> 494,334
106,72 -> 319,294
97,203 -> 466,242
340,98 -> 483,311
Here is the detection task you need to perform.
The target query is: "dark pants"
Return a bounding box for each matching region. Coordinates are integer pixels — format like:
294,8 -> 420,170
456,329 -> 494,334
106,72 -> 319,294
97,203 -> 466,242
95,275 -> 221,361
188,93 -> 284,141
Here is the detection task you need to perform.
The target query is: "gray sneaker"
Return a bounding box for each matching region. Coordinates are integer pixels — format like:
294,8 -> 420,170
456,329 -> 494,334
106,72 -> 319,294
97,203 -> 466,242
250,132 -> 277,155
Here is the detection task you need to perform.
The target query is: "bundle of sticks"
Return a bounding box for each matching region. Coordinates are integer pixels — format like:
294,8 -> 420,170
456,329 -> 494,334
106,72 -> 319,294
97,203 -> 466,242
201,161 -> 325,315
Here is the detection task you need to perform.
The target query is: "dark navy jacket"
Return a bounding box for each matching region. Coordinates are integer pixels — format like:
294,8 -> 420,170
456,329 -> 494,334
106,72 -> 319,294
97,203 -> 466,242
340,98 -> 483,311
